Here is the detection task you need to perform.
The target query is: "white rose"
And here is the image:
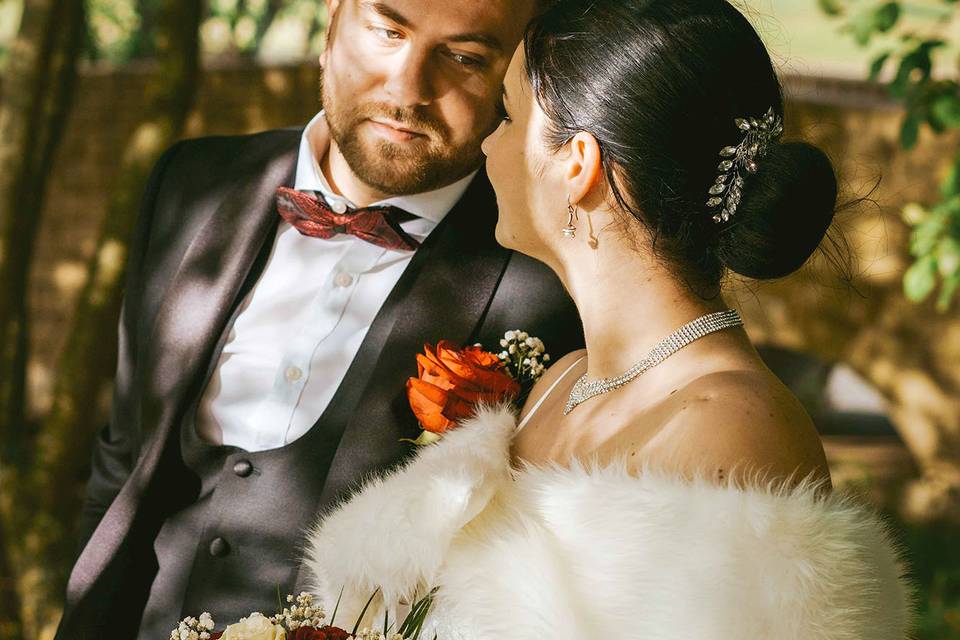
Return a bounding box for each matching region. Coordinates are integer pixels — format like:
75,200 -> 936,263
220,613 -> 286,640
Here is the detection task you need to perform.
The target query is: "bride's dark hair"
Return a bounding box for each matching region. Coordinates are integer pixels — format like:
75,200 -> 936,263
525,0 -> 838,296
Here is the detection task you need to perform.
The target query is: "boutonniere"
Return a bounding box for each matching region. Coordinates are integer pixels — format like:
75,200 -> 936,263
403,330 -> 551,446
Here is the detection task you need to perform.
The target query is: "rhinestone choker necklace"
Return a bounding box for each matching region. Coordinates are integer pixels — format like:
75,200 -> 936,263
563,309 -> 744,415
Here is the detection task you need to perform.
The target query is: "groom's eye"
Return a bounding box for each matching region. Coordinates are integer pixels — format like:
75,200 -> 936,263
369,25 -> 403,41
445,49 -> 486,69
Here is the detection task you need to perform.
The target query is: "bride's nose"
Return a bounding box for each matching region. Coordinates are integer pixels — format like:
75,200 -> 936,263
481,126 -> 500,156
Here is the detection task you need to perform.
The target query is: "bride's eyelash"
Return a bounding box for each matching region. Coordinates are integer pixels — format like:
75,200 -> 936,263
496,96 -> 511,122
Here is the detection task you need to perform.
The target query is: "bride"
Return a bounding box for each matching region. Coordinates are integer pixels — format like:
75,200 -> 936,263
303,0 -> 916,637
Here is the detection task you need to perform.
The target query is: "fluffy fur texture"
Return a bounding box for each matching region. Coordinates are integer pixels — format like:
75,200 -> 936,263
303,405 -> 916,639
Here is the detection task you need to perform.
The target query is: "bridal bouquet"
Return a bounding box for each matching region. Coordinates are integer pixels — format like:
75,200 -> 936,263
404,330 -> 550,445
171,589 -> 438,640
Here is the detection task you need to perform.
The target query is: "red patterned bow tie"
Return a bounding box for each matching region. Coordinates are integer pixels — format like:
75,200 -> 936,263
275,186 -> 421,252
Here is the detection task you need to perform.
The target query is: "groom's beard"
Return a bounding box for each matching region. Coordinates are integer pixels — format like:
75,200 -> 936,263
322,86 -> 488,195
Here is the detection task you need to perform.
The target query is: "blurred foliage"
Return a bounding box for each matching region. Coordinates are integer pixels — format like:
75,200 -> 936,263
895,511 -> 960,639
0,0 -> 23,70
85,0 -> 327,62
0,0 -> 327,69
820,0 -> 960,311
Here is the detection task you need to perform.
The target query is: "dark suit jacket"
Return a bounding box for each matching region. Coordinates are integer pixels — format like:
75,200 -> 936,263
55,126 -> 583,638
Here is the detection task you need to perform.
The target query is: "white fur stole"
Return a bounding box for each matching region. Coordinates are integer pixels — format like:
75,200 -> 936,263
302,405 -> 915,640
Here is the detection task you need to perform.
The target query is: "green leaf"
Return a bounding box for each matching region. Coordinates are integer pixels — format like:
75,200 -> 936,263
900,111 -> 921,149
940,158 -> 960,198
931,91 -> 960,129
909,215 -> 947,256
936,274 -> 960,311
904,255 -> 938,302
869,51 -> 892,81
818,0 -> 845,15
399,430 -> 443,446
873,2 -> 901,32
937,238 -> 960,277
890,41 -> 943,97
352,587 -> 381,636
331,585 -> 344,625
850,8 -> 878,46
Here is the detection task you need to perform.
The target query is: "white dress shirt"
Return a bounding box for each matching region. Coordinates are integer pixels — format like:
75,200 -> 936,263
195,111 -> 477,451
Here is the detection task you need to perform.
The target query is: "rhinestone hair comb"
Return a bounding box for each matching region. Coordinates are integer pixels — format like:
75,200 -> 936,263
706,106 -> 784,223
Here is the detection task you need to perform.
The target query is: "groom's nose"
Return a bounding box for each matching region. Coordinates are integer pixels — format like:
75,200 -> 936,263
383,46 -> 436,107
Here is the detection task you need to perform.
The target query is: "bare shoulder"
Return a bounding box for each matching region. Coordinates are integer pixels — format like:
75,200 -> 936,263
518,349 -> 588,421
626,369 -> 832,491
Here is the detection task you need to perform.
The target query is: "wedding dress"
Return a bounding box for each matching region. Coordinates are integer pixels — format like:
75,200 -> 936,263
302,358 -> 915,639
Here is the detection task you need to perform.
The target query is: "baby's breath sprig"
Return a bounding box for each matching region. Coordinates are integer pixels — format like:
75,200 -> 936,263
496,330 -> 550,384
170,612 -> 216,640
270,592 -> 327,631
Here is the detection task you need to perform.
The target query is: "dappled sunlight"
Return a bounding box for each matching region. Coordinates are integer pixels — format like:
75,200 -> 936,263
26,359 -> 53,417
91,239 -> 126,307
127,121 -> 167,159
263,68 -> 292,96
52,260 -> 87,296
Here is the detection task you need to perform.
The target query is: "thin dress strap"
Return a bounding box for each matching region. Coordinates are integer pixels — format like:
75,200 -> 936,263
515,355 -> 587,434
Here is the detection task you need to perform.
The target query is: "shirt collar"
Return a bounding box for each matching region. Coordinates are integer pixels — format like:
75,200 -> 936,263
294,110 -> 477,225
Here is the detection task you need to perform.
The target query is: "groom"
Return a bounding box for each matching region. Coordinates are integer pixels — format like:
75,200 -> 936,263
55,0 -> 580,638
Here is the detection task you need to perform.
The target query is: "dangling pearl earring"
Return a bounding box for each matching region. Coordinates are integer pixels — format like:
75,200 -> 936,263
562,197 -> 578,238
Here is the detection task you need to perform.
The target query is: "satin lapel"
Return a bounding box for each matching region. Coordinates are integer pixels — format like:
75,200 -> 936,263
66,134 -> 299,606
311,170 -> 509,517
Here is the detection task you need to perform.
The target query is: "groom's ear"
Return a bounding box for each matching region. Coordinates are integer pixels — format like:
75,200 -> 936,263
564,132 -> 603,206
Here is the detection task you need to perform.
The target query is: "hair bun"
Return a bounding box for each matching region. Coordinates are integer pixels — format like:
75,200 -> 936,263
717,141 -> 838,280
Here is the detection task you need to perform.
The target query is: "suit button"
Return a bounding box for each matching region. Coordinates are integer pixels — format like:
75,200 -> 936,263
233,459 -> 253,477
209,537 -> 230,557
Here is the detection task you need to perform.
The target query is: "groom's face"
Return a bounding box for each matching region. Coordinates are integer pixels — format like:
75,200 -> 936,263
321,0 -> 535,195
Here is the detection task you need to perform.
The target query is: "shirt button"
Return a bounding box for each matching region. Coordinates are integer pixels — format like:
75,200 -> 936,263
330,199 -> 348,214
209,537 -> 230,557
284,366 -> 302,382
233,459 -> 253,477
334,272 -> 354,288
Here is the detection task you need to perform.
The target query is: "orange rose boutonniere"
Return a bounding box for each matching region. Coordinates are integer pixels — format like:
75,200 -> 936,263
404,331 -> 550,446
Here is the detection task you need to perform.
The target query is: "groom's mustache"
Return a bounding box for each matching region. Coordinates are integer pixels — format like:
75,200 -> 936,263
354,102 -> 450,143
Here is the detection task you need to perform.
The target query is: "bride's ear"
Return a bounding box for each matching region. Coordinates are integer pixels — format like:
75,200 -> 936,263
563,131 -> 603,206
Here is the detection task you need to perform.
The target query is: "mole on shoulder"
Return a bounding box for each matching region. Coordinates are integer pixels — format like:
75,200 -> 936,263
717,467 -> 725,481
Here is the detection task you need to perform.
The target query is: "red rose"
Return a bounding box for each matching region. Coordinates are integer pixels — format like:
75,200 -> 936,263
288,626 -> 353,639
407,340 -> 520,433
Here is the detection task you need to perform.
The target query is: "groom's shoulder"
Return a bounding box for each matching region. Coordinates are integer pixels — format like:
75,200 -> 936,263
159,125 -> 303,190
175,125 -> 302,159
